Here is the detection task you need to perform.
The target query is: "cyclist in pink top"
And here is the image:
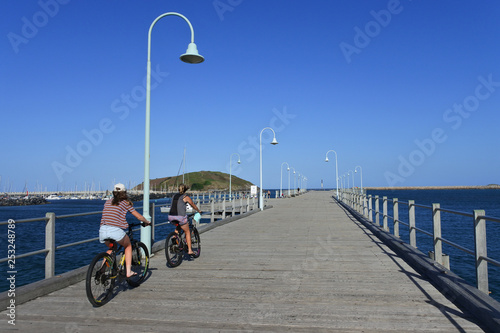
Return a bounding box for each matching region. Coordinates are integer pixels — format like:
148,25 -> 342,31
99,183 -> 150,278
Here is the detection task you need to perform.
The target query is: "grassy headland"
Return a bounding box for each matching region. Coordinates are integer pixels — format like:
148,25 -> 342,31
133,170 -> 254,192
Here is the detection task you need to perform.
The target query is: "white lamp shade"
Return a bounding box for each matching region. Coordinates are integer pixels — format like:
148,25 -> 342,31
180,42 -> 204,64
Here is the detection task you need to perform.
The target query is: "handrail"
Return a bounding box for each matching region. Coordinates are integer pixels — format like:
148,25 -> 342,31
0,192 -> 258,284
337,188 -> 499,295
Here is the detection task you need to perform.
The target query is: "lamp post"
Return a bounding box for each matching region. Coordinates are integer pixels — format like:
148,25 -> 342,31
325,150 -> 339,198
349,170 -> 355,192
280,162 -> 290,198
229,153 -> 241,201
259,127 -> 278,210
142,12 -> 204,252
355,165 -> 363,194
289,167 -> 296,196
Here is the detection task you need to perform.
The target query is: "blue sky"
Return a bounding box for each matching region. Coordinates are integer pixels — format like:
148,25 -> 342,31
1,0 -> 500,192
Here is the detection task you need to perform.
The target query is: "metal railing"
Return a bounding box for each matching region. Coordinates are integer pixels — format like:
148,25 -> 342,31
0,192 -> 258,281
337,189 -> 499,295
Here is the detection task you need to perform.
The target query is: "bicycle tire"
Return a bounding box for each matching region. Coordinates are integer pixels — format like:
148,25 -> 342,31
165,231 -> 183,267
86,252 -> 116,307
127,241 -> 149,287
191,227 -> 201,258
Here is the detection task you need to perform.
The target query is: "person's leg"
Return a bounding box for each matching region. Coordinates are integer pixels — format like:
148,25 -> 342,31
117,235 -> 134,277
180,224 -> 193,254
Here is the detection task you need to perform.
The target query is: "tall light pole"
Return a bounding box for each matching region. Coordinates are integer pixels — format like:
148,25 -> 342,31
259,127 -> 278,210
289,167 -> 295,196
280,162 -> 290,198
349,170 -> 355,191
325,150 -> 339,198
229,153 -> 241,201
142,12 -> 204,252
355,165 -> 363,194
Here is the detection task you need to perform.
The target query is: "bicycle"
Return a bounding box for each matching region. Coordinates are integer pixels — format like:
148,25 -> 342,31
165,214 -> 201,267
86,222 -> 149,307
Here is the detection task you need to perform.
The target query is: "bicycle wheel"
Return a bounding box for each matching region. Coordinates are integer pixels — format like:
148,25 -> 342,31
191,227 -> 201,258
165,231 -> 183,267
127,241 -> 149,287
86,252 -> 116,307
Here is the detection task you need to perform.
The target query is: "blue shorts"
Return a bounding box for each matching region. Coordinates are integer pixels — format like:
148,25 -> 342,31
99,224 -> 126,243
168,215 -> 188,226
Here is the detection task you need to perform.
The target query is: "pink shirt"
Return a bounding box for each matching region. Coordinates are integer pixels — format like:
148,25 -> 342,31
100,199 -> 136,229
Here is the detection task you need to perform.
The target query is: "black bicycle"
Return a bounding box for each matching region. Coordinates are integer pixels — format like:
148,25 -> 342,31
165,214 -> 201,267
86,222 -> 149,307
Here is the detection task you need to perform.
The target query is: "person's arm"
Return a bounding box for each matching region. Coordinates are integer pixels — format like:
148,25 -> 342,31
184,196 -> 202,213
131,210 -> 151,225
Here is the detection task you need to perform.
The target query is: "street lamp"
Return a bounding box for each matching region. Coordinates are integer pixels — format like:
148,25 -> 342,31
349,170 -> 355,191
142,12 -> 204,252
280,162 -> 290,198
289,167 -> 296,196
355,165 -> 363,194
229,153 -> 241,201
325,150 -> 339,199
259,127 -> 278,210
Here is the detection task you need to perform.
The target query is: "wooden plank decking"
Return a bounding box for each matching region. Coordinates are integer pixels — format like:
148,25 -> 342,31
2,191 -> 487,332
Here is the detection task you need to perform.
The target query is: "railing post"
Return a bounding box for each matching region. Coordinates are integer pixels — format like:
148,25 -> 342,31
150,202 -> 155,242
432,203 -> 443,265
382,196 -> 388,231
231,198 -> 235,217
368,195 -> 373,222
45,212 -> 55,279
474,210 -> 488,294
375,195 -> 379,226
408,200 -> 416,248
247,195 -> 250,212
393,198 -> 399,238
364,194 -> 368,218
222,197 -> 226,219
211,198 -> 215,223
240,196 -> 243,214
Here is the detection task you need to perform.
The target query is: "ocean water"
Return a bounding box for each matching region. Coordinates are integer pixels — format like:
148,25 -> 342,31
0,198 -> 176,293
1,189 -> 500,303
364,188 -> 500,301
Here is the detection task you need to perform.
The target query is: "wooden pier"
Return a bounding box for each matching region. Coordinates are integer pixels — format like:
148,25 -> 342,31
2,191 -> 495,332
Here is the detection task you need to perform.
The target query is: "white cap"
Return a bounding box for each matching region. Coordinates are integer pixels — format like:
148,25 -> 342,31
114,183 -> 126,192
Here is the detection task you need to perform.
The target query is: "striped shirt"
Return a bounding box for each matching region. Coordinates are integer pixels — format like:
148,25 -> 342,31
100,199 -> 136,229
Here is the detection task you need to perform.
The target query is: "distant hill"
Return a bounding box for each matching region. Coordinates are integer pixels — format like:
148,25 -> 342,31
133,171 -> 254,192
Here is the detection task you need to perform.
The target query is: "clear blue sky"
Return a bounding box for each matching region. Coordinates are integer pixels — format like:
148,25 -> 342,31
1,0 -> 499,192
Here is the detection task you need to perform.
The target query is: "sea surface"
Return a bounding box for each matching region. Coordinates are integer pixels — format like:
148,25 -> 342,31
0,197 -> 175,293
1,189 -> 500,303
364,188 -> 500,301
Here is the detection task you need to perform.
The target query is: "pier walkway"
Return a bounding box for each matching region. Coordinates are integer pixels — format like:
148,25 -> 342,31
3,191 -> 490,332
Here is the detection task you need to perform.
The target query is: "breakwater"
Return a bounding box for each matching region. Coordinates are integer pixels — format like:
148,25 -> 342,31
365,184 -> 500,190
0,197 -> 48,206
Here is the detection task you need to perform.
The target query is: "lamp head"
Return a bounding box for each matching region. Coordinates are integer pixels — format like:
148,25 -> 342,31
270,137 -> 278,145
237,159 -> 241,164
180,42 -> 204,64
325,157 -> 329,162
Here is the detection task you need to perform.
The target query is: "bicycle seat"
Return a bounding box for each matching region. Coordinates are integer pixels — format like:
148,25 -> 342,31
103,238 -> 118,250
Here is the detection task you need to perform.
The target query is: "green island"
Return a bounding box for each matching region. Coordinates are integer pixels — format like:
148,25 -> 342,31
133,170 -> 254,192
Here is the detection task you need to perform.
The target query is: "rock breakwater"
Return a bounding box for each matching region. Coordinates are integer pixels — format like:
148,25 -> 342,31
0,197 -> 48,206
